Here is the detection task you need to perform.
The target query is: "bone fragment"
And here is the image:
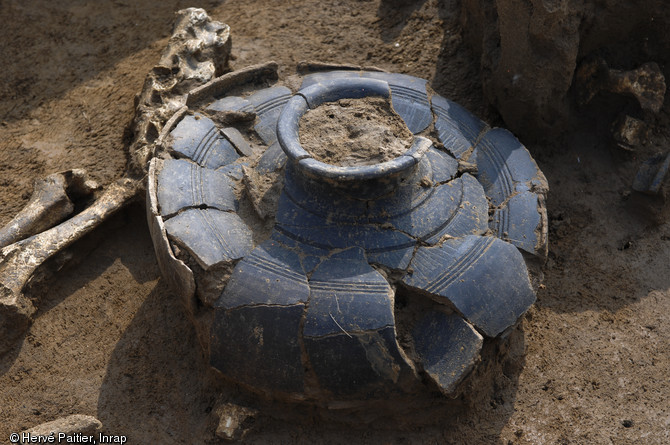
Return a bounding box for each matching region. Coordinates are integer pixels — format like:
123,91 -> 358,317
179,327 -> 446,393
129,7 -> 232,177
0,169 -> 98,249
0,179 -> 139,355
186,61 -> 280,107
296,60 -> 386,74
576,58 -> 666,113
0,9 -> 232,355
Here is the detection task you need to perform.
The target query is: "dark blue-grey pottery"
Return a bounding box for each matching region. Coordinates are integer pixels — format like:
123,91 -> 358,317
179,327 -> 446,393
147,68 -> 549,403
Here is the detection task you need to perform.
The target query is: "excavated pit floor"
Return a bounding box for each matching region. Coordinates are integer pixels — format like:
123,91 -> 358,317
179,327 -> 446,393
1,1 -> 669,444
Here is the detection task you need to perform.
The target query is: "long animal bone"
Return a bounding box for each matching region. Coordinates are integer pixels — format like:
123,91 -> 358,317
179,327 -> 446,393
0,179 -> 139,353
0,8 -> 231,355
0,169 -> 99,249
576,57 -> 666,113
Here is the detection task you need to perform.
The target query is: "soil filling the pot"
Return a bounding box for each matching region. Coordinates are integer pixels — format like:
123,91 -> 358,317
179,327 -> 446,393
298,96 -> 413,167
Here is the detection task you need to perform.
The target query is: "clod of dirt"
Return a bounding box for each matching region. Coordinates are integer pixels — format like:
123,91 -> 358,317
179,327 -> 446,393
298,97 -> 413,166
242,165 -> 284,220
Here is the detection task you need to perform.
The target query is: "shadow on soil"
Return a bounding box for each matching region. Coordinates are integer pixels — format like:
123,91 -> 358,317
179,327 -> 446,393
376,0 -> 486,115
529,109 -> 670,315
99,297 -> 526,444
376,0 -> 428,44
97,281 -> 218,444
0,203 -> 154,376
0,0 -> 222,123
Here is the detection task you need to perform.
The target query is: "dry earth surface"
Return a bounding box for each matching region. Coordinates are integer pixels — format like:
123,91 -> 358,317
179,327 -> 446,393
0,0 -> 668,443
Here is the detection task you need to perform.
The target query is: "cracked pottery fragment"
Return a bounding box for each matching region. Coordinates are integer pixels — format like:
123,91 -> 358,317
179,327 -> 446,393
632,151 -> 670,195
411,311 -> 483,395
156,159 -> 238,216
168,113 -> 240,169
403,235 -> 536,337
432,94 -> 488,160
248,86 -> 293,144
147,67 -> 549,404
164,209 -> 253,269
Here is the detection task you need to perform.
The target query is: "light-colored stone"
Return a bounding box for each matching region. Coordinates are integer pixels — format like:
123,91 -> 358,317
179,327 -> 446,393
612,114 -> 648,151
214,403 -> 258,441
22,415 -> 102,442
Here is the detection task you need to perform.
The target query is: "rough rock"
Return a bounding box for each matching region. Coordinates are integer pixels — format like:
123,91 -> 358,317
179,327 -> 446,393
612,114 -> 648,150
213,403 -> 257,441
461,0 -> 582,137
21,415 -> 102,442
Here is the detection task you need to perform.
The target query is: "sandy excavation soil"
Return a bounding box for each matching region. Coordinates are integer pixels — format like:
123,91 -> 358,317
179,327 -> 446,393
299,97 -> 414,166
1,0 -> 669,443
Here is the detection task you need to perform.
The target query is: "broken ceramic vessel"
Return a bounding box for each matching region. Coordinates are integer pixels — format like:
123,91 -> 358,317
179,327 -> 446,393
147,68 -> 549,403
